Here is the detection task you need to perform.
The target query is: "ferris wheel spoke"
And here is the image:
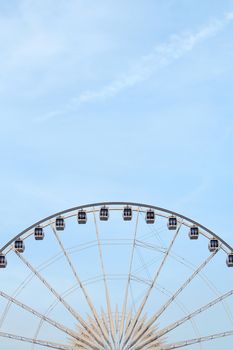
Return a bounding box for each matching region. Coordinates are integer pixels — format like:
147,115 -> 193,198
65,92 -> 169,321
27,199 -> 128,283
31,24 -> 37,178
161,329 -> 233,349
135,240 -> 166,254
128,252 -> 202,349
87,314 -> 107,339
14,251 -> 105,350
121,221 -> 182,350
1,203 -> 233,350
75,317 -> 107,349
93,208 -> 115,345
119,208 -> 140,342
130,274 -> 152,286
0,253 -> 66,330
154,287 -> 233,342
127,251 -> 217,350
0,273 -> 34,328
131,287 -> 233,349
32,278 -> 106,350
0,290 -> 88,344
0,331 -> 70,350
51,225 -> 111,348
129,281 -> 137,314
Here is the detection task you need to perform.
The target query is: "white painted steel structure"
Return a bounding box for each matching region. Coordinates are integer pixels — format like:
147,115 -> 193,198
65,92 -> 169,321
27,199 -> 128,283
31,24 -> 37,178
0,202 -> 233,349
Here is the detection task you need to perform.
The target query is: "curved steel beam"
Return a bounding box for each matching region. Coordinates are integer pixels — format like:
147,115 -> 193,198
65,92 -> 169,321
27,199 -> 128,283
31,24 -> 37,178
1,202 -> 232,253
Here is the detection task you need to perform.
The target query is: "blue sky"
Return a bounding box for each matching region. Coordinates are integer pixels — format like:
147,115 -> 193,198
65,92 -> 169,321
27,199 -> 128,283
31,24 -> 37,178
1,2 -> 233,349
0,0 -> 233,249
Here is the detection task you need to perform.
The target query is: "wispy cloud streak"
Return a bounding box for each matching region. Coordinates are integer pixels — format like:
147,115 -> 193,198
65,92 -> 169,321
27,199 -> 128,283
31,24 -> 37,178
39,11 -> 233,121
77,13 -> 233,102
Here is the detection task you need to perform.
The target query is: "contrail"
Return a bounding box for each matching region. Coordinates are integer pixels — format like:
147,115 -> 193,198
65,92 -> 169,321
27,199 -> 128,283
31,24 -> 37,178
38,11 -> 233,121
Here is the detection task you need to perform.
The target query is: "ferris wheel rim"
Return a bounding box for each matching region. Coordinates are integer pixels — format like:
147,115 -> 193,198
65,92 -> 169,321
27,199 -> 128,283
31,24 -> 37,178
1,201 -> 232,254
1,201 -> 233,349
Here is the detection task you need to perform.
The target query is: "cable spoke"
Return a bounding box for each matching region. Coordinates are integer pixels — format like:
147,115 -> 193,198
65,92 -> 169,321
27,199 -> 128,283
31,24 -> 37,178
162,330 -> 233,349
135,240 -> 166,254
127,251 -> 217,350
15,251 -> 104,349
129,252 -> 202,350
51,225 -> 111,348
0,290 -> 91,345
133,287 -> 233,349
92,208 -> 115,346
31,277 -> 107,350
119,208 -> 140,342
122,221 -> 182,349
0,331 -> 70,350
124,309 -> 133,335
155,287 -> 233,343
1,204 -> 232,350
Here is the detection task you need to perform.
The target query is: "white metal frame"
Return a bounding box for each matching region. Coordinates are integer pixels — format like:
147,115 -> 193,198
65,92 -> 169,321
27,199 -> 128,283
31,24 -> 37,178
0,202 -> 233,350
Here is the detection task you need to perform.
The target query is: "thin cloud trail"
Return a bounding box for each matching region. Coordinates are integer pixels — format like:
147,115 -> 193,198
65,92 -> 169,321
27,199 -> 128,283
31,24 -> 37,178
39,11 -> 233,122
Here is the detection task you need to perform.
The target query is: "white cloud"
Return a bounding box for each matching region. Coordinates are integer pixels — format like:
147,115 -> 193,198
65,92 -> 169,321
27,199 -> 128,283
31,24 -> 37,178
38,11 -> 233,121
77,13 -> 232,103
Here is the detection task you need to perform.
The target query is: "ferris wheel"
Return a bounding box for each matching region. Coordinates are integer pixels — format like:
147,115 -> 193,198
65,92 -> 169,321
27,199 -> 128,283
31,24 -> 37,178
0,201 -> 233,350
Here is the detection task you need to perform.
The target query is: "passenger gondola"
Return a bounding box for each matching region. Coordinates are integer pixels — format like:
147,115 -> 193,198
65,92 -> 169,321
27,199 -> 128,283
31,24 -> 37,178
123,206 -> 132,221
14,239 -> 25,253
189,226 -> 199,240
77,210 -> 87,224
34,226 -> 44,240
208,238 -> 219,252
100,207 -> 109,221
167,216 -> 177,230
145,209 -> 155,224
0,254 -> 7,268
227,253 -> 233,267
55,216 -> 65,231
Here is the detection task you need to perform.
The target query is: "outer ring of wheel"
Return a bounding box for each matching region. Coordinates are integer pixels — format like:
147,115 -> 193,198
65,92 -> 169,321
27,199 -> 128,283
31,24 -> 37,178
1,202 -> 232,255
